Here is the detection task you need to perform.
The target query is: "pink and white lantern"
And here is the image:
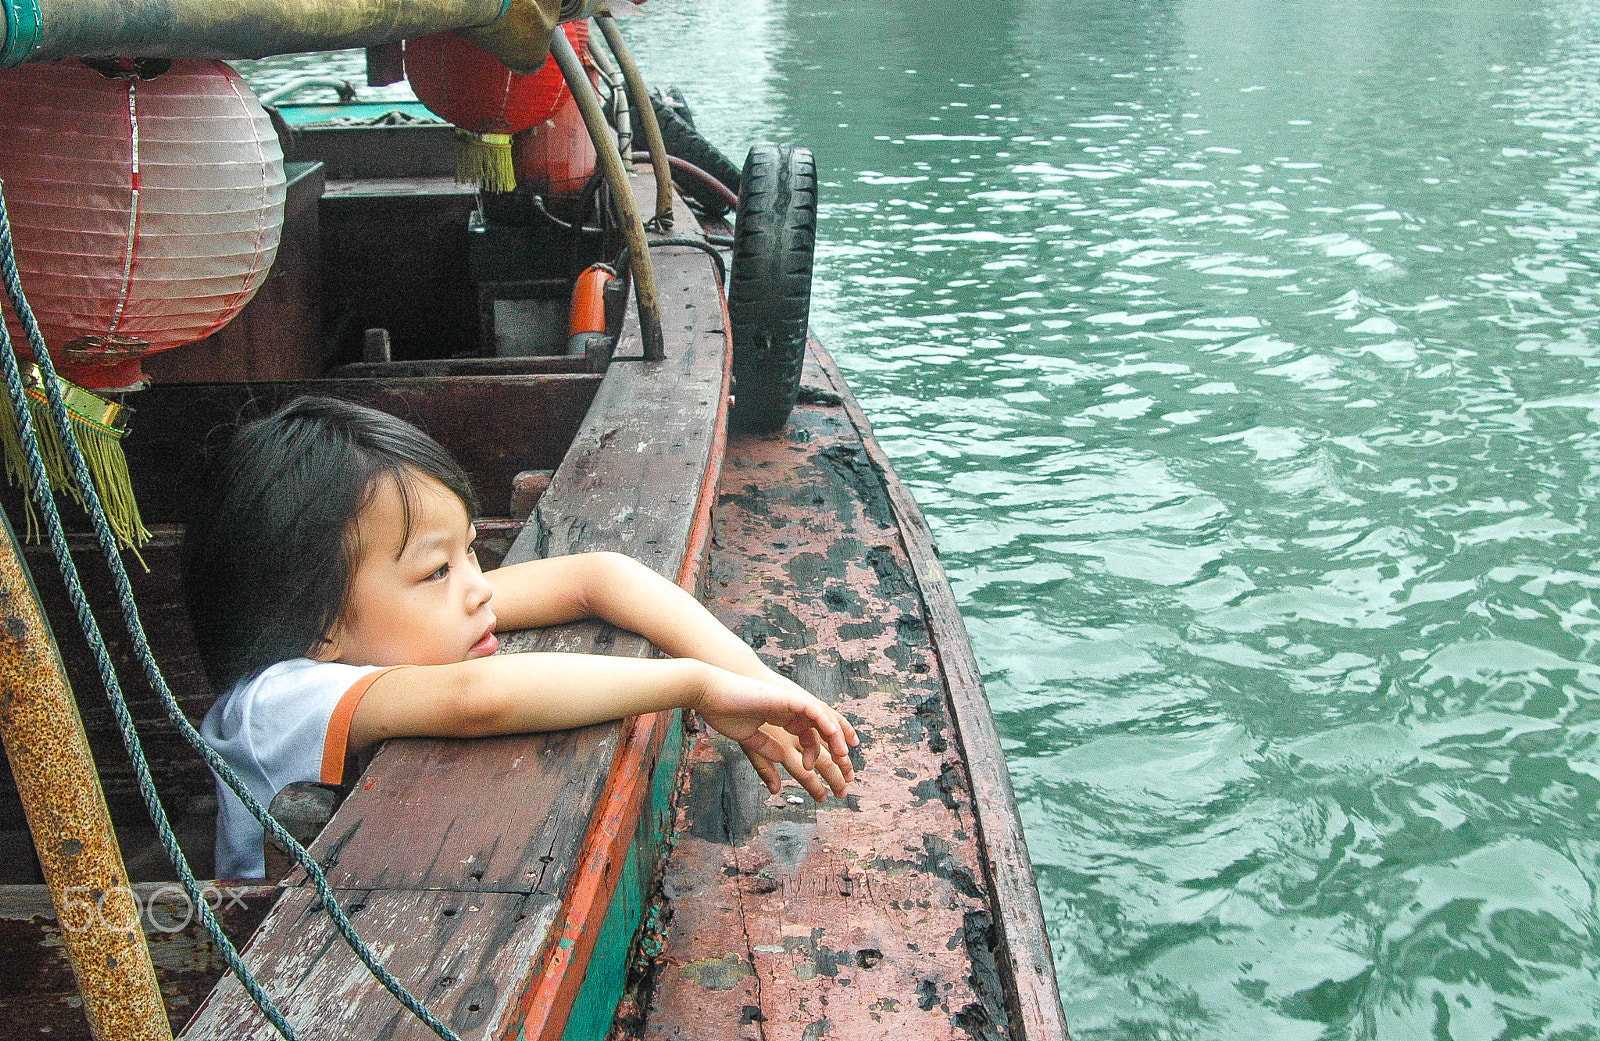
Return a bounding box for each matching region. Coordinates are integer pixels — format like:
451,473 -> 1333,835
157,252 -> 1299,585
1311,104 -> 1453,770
0,59 -> 285,389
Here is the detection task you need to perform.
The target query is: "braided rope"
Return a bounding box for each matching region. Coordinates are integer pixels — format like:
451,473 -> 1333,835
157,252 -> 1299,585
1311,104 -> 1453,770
0,181 -> 463,1041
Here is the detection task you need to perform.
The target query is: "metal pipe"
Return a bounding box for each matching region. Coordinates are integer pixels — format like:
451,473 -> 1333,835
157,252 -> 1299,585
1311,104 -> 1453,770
550,26 -> 664,362
594,12 -> 672,230
2,0 -> 604,72
0,512 -> 171,1041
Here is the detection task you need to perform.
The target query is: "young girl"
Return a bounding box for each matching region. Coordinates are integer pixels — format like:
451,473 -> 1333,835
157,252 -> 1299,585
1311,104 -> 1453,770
183,396 -> 858,878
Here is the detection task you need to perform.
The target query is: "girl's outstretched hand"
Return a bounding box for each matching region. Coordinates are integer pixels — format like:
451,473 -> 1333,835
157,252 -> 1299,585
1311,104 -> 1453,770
694,668 -> 859,799
743,724 -> 851,802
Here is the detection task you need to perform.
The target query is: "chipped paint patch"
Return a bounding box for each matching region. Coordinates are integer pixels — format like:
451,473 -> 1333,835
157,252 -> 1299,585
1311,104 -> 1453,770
682,952 -> 755,991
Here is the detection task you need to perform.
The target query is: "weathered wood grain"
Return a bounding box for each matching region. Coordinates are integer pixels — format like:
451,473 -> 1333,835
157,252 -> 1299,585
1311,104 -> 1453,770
0,882 -> 276,1040
811,343 -> 1070,1041
291,726 -> 620,894
639,346 -> 1013,1041
185,888 -> 563,1041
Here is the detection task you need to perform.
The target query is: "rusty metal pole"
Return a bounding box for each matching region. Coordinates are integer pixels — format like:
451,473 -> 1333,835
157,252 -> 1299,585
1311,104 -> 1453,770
593,11 -> 672,230
0,512 -> 172,1041
550,25 -> 666,361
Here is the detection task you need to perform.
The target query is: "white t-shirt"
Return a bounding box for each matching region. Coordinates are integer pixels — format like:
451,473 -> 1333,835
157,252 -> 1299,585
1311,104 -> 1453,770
201,658 -> 402,878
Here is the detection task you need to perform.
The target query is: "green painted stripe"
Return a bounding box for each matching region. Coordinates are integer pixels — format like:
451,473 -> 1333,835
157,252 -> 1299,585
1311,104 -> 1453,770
560,710 -> 686,1041
1,0 -> 42,70
274,101 -> 443,127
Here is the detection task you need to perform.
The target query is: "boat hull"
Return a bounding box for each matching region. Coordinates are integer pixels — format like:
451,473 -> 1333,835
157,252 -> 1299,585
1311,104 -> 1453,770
630,338 -> 1069,1041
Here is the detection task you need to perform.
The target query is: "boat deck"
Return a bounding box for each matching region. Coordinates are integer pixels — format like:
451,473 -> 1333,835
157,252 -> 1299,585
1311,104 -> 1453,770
629,341 -> 1067,1041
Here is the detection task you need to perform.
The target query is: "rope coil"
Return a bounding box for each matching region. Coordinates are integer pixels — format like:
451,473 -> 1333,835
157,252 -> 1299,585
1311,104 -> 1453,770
0,179 -> 463,1041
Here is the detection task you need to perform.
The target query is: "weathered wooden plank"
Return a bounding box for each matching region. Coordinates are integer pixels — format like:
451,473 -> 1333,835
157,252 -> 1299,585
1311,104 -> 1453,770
0,882 -> 276,1040
512,245 -> 729,575
293,726 -> 619,894
810,343 -> 1070,1041
640,356 -> 1015,1041
182,889 -> 562,1041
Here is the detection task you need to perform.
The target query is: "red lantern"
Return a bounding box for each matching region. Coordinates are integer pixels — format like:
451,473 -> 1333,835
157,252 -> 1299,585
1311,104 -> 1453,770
0,59 -> 286,390
405,22 -> 591,193
513,86 -> 598,200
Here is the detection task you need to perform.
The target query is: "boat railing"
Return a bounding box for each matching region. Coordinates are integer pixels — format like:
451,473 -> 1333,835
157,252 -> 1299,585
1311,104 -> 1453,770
258,75 -> 357,106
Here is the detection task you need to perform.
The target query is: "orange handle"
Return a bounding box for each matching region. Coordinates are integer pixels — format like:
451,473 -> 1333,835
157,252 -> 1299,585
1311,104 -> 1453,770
567,264 -> 614,338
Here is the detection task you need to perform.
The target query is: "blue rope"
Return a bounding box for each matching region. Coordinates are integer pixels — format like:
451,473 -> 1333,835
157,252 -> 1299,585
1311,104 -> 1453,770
0,181 -> 463,1041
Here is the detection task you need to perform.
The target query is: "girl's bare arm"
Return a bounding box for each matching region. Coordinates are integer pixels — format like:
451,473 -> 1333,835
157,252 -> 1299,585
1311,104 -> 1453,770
345,651 -> 858,796
486,552 -> 771,676
478,551 -> 858,797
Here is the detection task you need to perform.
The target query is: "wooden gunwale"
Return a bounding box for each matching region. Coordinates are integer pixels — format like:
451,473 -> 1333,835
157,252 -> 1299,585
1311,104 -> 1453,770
811,341 -> 1069,1041
506,231 -> 732,1041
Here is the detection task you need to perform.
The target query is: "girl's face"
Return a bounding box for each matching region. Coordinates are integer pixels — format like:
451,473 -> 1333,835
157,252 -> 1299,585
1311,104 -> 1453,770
315,470 -> 499,667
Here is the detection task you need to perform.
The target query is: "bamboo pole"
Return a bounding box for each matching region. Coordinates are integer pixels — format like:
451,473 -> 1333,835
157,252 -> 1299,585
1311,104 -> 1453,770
0,512 -> 172,1041
2,0 -> 509,69
549,25 -> 665,361
594,11 -> 672,230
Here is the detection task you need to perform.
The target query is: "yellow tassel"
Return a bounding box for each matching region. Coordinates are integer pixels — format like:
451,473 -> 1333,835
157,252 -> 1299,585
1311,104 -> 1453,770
0,365 -> 150,563
454,129 -> 517,193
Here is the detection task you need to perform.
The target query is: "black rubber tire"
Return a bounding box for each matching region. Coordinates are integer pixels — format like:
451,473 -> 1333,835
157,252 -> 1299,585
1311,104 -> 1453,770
728,143 -> 817,434
650,84 -> 696,128
651,101 -> 743,203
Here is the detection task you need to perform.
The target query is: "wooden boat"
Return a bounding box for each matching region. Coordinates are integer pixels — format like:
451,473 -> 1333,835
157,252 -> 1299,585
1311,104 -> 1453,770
0,7 -> 1069,1040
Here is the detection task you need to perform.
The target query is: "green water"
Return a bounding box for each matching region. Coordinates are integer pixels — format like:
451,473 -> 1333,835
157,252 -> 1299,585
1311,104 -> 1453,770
242,1 -> 1600,1036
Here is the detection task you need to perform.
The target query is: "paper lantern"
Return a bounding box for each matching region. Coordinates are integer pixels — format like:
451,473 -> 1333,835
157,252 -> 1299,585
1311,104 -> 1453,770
513,85 -> 598,200
0,59 -> 286,390
406,22 -> 590,193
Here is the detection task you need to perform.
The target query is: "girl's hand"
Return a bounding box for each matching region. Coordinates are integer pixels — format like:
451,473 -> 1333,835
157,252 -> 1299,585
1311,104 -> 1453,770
694,667 -> 859,798
743,724 -> 852,802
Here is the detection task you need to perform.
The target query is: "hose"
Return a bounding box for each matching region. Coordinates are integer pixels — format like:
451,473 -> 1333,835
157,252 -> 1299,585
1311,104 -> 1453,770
633,151 -> 740,213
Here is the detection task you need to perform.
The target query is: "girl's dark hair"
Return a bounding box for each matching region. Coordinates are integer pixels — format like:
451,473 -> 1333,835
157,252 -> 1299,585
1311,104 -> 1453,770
182,396 -> 478,692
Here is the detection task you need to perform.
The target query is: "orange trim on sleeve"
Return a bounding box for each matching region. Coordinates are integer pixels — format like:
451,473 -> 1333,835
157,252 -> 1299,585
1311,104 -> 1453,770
320,666 -> 410,785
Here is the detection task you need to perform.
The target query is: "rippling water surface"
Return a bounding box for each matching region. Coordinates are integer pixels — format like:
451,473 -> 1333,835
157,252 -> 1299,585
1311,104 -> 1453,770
245,2 -> 1600,1036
